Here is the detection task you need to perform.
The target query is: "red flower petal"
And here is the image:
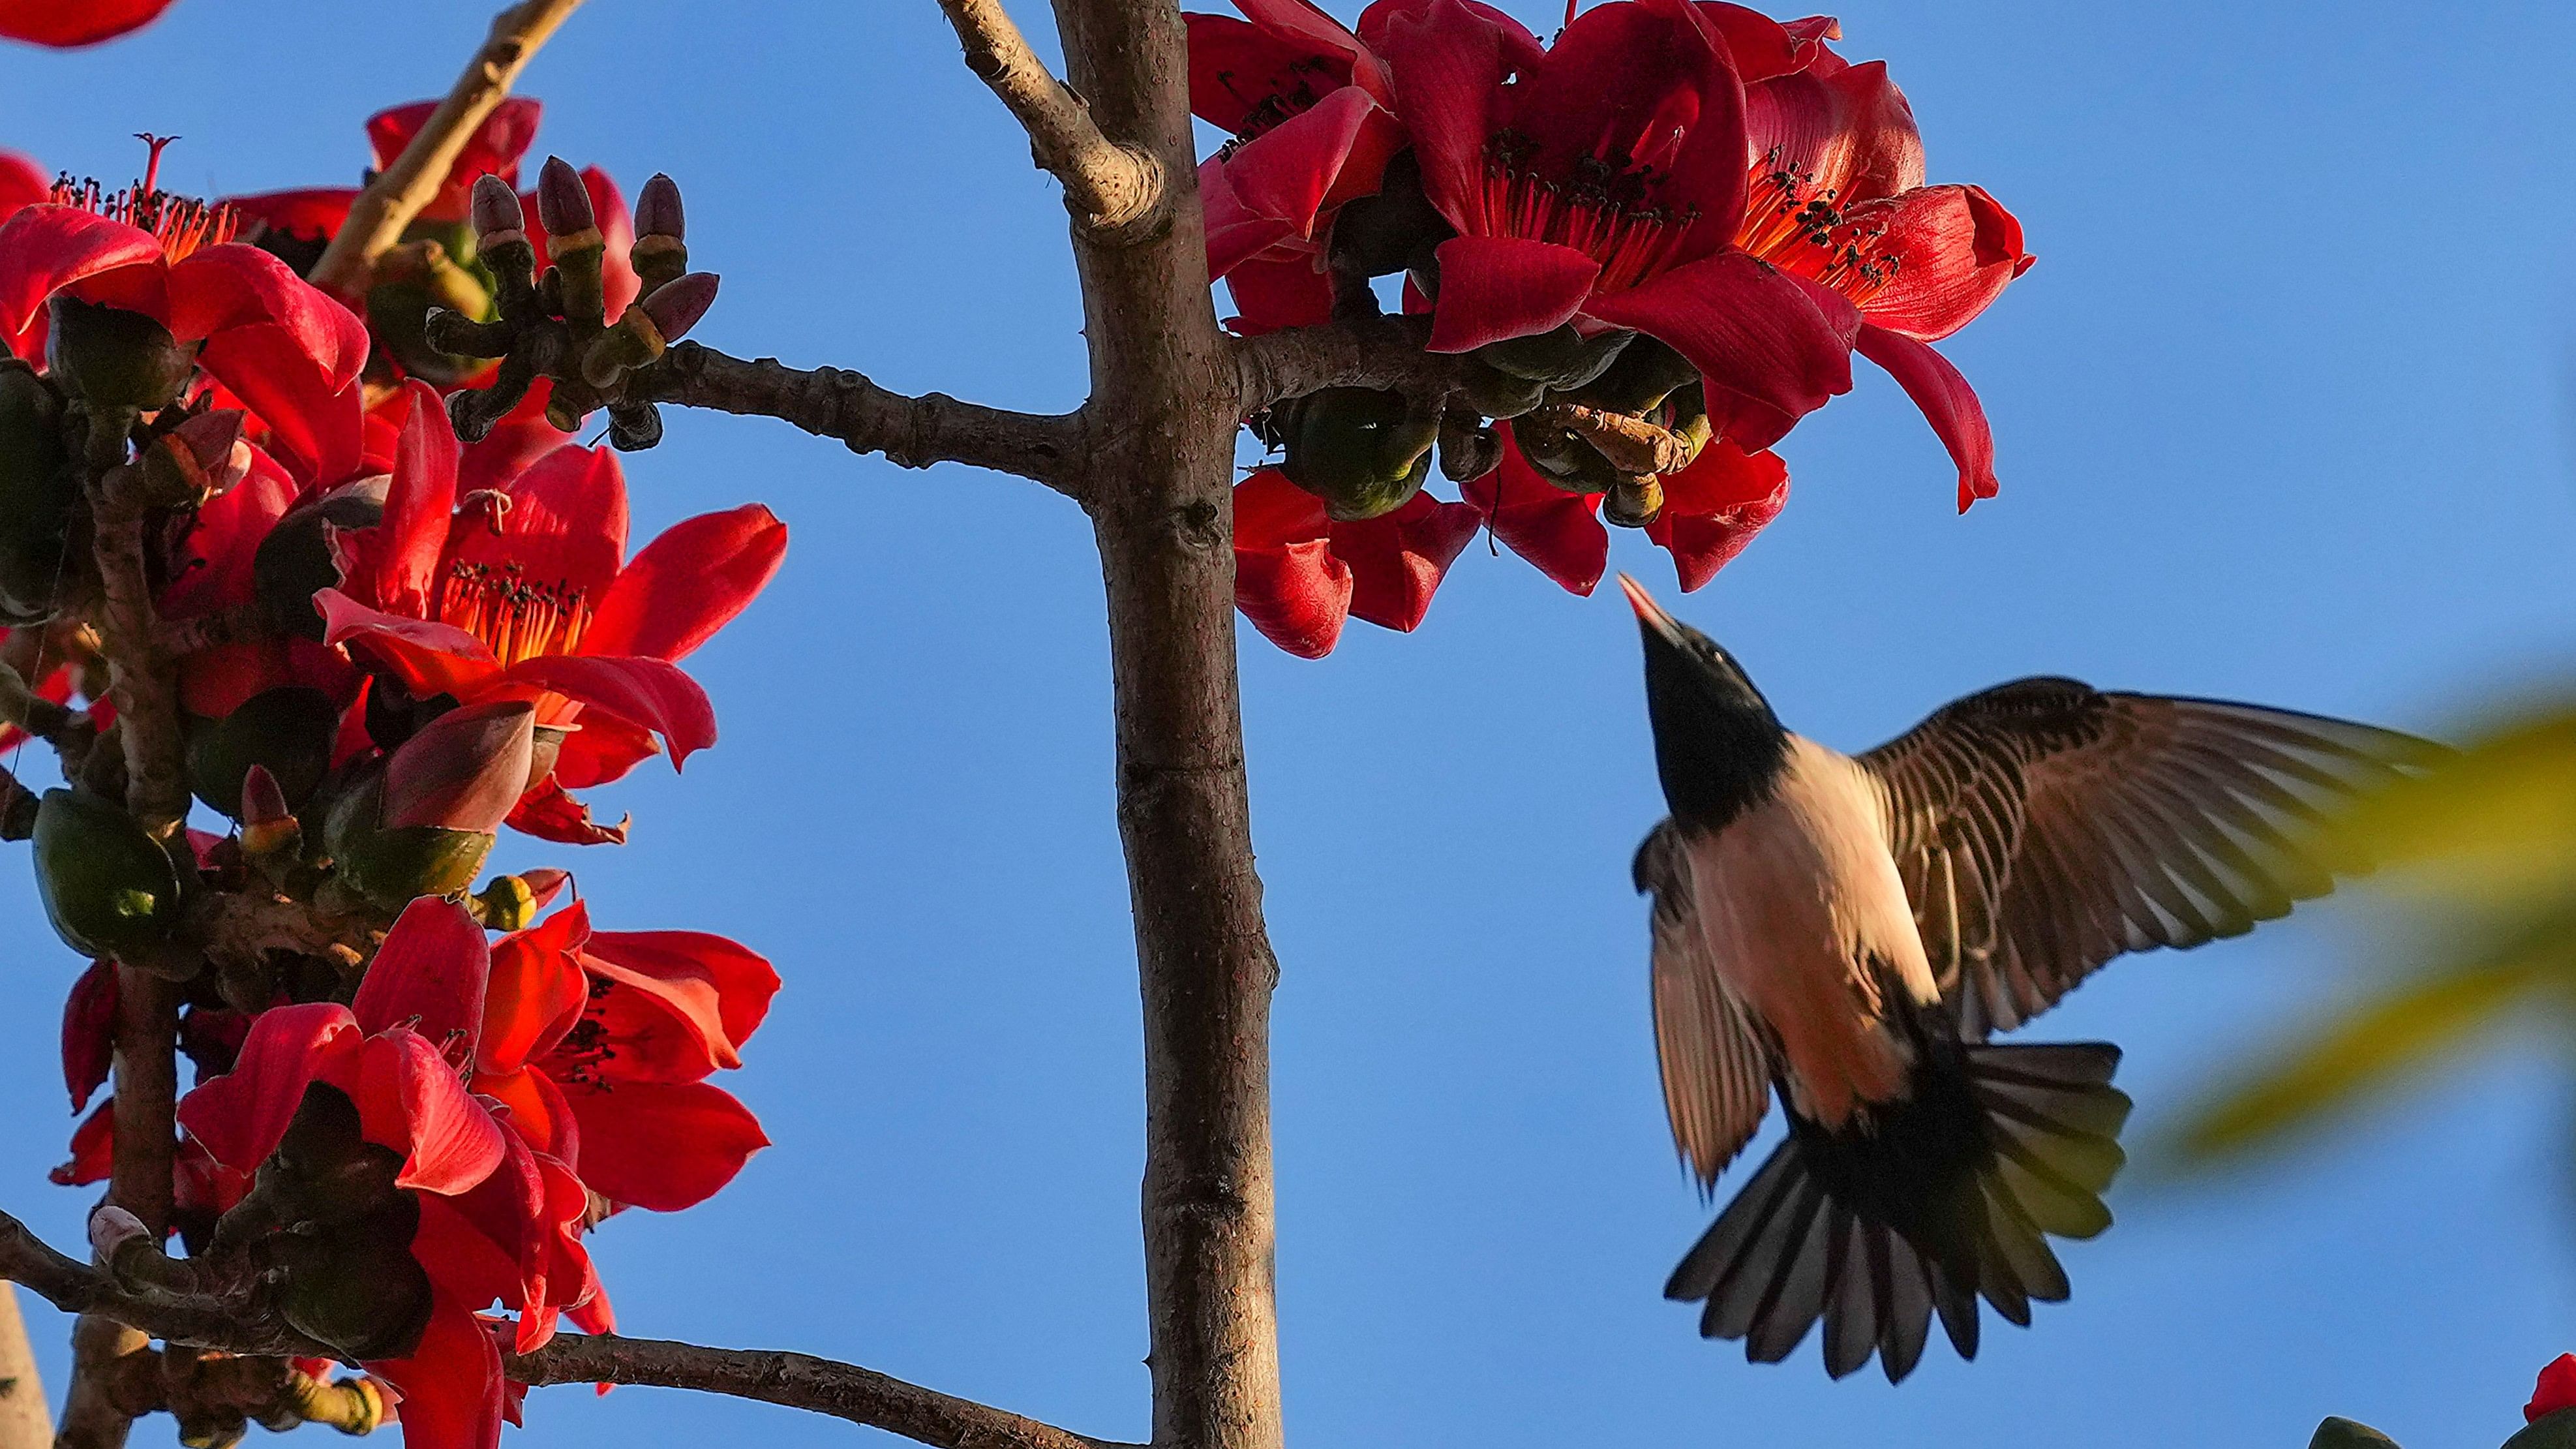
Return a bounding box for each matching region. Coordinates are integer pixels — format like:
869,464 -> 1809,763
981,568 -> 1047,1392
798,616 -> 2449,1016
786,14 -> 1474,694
1231,469 -> 1351,658
579,928 -> 780,1077
367,1296 -> 505,1449
198,326 -> 366,485
1462,437 -> 1608,594
0,206 -> 162,340
1189,10 -> 1357,135
499,654 -> 716,769
2530,1354 -> 2576,1424
503,776 -> 630,846
165,243 -> 368,391
224,189 -> 359,245
176,1002 -> 363,1173
1693,2 -> 1830,82
1500,0 -> 1744,243
363,380 -> 465,617
1373,0 -> 1517,236
354,897 -> 491,1049
1851,184 -> 2029,343
559,1078 -> 768,1213
316,588 -> 502,700
369,98 -> 545,222
1203,87 -> 1399,279
1220,252 -> 1335,337
1644,438 -> 1788,590
1855,324 -> 1998,511
479,905 -> 592,1076
1331,490 -> 1483,632
61,959 -> 117,1114
447,444 -> 628,603
473,1065 -> 581,1165
0,0 -> 176,46
0,153 -> 48,221
1583,251 -> 1857,450
583,504 -> 785,663
164,443 -> 301,621
350,1029 -> 508,1195
50,1099 -> 112,1187
1744,57 -> 1923,211
1424,235 -> 1601,353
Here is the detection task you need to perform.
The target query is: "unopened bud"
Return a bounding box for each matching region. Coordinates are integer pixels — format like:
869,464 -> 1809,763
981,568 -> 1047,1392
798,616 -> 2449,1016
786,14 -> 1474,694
239,765 -> 299,857
32,788 -> 182,964
470,173 -> 526,247
640,271 -> 718,343
47,296 -> 194,410
89,1204 -> 152,1275
472,872 -> 539,931
534,156 -> 597,238
635,173 -> 684,241
382,700 -> 536,833
141,409 -> 250,505
631,174 -> 689,294
1269,386 -> 1438,523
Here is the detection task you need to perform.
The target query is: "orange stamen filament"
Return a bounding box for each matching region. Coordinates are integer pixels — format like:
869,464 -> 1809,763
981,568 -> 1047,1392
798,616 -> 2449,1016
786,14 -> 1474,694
437,560 -> 592,668
1479,134 -> 1695,295
49,134 -> 238,264
1731,147 -> 1902,304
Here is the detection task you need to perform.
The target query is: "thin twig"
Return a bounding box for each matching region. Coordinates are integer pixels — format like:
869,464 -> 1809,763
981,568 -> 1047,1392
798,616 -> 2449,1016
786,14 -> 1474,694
513,1335 -> 1138,1449
307,0 -> 587,296
933,0 -> 1166,238
634,343 -> 1087,497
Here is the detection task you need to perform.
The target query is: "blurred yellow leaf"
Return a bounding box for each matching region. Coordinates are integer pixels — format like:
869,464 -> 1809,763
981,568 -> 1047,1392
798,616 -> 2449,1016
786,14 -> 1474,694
2333,704 -> 2576,909
2166,925 -> 2575,1166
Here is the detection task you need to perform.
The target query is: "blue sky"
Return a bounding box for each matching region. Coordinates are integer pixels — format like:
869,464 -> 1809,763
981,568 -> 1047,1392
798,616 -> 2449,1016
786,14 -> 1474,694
8,1 -> 2576,1445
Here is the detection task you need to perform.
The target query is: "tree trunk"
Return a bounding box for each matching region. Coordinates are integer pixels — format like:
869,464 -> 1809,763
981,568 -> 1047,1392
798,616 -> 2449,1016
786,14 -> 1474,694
1051,4 -> 1285,1448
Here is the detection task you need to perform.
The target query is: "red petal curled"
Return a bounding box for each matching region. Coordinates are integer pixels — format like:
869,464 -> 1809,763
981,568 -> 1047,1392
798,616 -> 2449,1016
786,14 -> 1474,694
1855,324 -> 1998,511
583,504 -> 786,662
1500,0 -> 1745,243
1231,469 -> 1350,658
0,0 -> 177,48
62,960 -> 119,1114
197,326 -> 365,485
50,1099 -> 113,1187
1461,438 -> 1608,595
1331,491 -> 1484,632
361,380 -> 464,618
223,189 -> 359,245
479,905 -> 592,1076
581,928 -> 781,1076
504,777 -> 630,846
1581,251 -> 1857,450
559,1079 -> 768,1213
350,1029 -> 508,1195
1744,57 -> 1923,211
1851,184 -> 2030,343
369,98 -> 545,222
1644,439 -> 1788,590
316,589 -> 502,701
1202,87 -> 1399,279
2528,1355 -> 2576,1425
0,206 -> 161,341
447,444 -> 628,603
367,1296 -> 506,1449
165,243 -> 368,391
354,897 -> 492,1049
176,1002 -> 363,1173
0,153 -> 49,221
1424,235 -> 1600,354
1372,0 -> 1517,236
498,654 -> 716,769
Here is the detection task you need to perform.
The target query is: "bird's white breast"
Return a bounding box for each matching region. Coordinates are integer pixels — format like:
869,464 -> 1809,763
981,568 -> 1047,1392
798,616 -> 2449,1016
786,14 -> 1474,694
1684,737 -> 1937,1124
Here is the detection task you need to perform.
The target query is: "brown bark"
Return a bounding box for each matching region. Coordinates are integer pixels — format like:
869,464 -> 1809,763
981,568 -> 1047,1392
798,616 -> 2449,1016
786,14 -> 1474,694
1048,3 -> 1286,1448
936,0 -> 1167,237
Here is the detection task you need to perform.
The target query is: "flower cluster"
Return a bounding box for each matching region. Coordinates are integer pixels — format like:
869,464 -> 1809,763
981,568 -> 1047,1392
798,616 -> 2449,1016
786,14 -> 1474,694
4,124 -> 782,1449
1193,0 -> 2030,655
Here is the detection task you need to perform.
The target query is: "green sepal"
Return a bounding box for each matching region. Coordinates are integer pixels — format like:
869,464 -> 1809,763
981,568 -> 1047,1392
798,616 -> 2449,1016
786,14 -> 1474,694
2507,1410 -> 2576,1449
0,361 -> 74,622
254,489 -> 385,640
1271,386 -> 1438,522
1566,333 -> 1701,416
32,788 -> 181,961
273,1193 -> 432,1362
186,686 -> 341,819
1472,326 -> 1634,391
44,297 -> 196,410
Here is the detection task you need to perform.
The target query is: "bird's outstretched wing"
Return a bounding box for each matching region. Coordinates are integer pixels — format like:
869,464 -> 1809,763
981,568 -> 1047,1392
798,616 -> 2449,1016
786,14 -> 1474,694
1855,677 -> 2446,1035
1634,820 -> 1779,1187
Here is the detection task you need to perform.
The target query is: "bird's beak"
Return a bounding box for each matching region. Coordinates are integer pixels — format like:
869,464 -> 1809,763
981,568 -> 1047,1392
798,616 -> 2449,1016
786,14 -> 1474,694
1618,572 -> 1683,645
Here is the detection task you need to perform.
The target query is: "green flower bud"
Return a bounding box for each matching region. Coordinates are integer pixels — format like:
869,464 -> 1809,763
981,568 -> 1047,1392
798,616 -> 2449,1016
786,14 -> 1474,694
0,360 -> 75,622
253,483 -> 387,640
45,296 -> 196,411
1567,333 -> 1699,416
2507,1411 -> 2576,1449
1271,387 -> 1438,522
1326,151 -> 1449,281
185,685 -> 341,819
274,1194 -> 432,1362
2308,1417 -> 2401,1448
1506,414 -> 1624,495
32,788 -> 182,962
1456,358 -> 1548,420
1472,325 -> 1634,391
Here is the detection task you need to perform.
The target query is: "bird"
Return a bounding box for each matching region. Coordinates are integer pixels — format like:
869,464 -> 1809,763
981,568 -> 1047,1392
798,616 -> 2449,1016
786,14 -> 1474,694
1617,573 -> 2446,1384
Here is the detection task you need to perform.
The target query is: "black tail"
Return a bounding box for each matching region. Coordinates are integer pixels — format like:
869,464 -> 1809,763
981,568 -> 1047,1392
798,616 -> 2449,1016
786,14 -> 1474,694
1663,1040 -> 2131,1382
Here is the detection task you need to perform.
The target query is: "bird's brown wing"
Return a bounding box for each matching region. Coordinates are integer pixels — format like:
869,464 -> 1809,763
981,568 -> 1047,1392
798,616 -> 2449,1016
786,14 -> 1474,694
1856,677 -> 2446,1035
1634,820 -> 1778,1188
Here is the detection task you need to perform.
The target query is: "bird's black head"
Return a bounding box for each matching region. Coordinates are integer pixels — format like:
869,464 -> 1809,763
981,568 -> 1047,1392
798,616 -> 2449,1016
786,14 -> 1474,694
1621,574 -> 1789,831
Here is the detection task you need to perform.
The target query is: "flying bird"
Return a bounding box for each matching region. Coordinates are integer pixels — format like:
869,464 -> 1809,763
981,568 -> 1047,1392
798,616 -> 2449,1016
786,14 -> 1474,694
1619,574 -> 2444,1382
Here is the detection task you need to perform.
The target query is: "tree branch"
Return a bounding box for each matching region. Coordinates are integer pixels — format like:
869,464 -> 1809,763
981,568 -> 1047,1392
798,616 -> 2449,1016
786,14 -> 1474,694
634,343 -> 1086,497
306,0 -> 587,296
935,0 -> 1167,239
512,1335 -> 1138,1449
1229,318 -> 1477,418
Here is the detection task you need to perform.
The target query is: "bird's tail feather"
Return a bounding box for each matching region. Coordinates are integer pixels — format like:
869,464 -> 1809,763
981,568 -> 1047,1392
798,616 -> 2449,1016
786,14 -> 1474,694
1665,1039 -> 2130,1382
